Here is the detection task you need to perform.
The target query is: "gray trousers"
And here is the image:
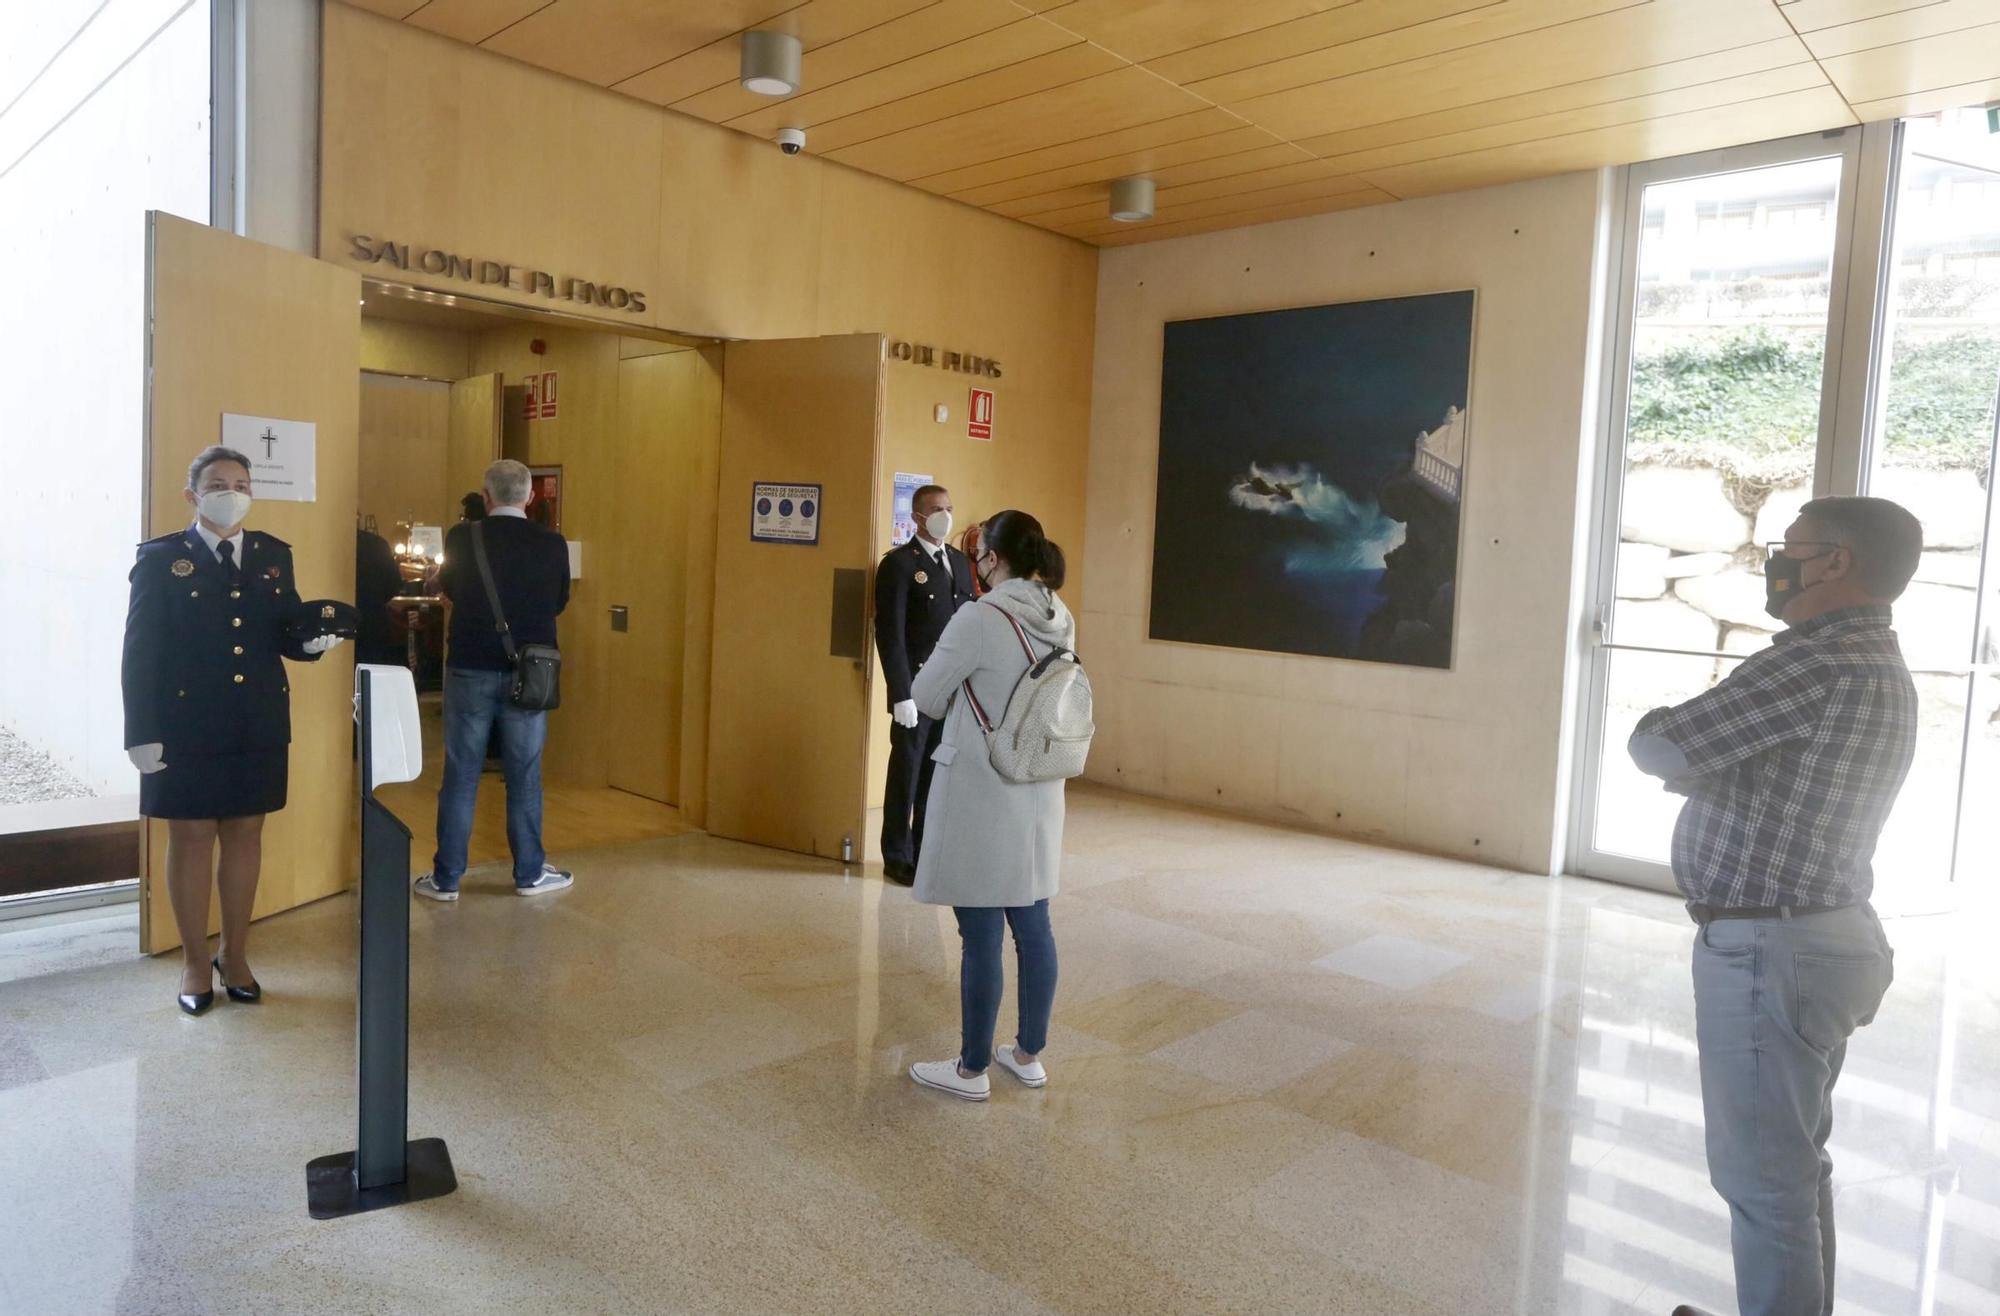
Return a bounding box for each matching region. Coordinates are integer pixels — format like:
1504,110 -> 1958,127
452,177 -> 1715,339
1692,903 -> 1894,1316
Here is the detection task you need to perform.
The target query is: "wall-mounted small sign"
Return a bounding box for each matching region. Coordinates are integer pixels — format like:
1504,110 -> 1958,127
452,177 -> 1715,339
891,471 -> 933,546
887,339 -> 1001,379
222,412 -> 316,502
522,372 -> 559,420
347,235 -> 647,315
751,482 -> 821,546
968,388 -> 994,442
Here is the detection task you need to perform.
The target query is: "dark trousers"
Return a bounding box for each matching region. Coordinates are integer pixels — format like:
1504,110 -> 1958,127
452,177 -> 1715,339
881,714 -> 942,868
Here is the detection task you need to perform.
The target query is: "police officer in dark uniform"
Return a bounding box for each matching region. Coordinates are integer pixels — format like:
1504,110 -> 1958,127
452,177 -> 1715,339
122,445 -> 343,1015
874,484 -> 974,884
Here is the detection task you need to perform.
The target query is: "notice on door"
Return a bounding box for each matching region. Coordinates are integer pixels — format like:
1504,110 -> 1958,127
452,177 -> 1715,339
751,483 -> 821,545
891,471 -> 933,547
222,412 -> 316,502
968,388 -> 994,441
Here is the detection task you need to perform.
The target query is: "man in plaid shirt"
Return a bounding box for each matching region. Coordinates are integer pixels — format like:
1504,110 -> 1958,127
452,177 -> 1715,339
1631,496 -> 1921,1316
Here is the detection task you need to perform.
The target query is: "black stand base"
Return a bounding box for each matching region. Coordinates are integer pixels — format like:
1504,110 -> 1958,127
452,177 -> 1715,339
306,1138 -> 457,1220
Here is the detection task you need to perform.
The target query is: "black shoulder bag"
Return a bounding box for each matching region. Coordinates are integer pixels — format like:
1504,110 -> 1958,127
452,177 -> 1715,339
469,521 -> 562,711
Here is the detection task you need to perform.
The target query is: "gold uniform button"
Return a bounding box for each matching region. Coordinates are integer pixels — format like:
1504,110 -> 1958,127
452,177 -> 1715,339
229,589 -> 241,599
231,617 -> 242,628
233,674 -> 245,684
233,645 -> 243,655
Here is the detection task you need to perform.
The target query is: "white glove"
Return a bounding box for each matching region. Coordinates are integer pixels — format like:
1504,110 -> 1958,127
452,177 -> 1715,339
302,634 -> 345,655
892,700 -> 919,729
128,743 -> 167,775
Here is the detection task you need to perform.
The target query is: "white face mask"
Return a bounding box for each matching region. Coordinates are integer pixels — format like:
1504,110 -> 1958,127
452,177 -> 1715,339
923,509 -> 953,542
197,489 -> 252,530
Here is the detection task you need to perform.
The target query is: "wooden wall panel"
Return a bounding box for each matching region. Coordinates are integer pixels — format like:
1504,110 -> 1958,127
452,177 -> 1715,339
358,317 -> 473,380
142,214 -> 361,953
358,373 -> 452,537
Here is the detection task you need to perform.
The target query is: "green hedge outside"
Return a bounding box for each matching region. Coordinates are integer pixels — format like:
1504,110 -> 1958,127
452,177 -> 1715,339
1628,327 -> 1999,483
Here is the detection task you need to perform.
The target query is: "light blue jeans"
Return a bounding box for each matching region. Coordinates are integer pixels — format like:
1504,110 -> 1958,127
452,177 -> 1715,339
431,667 -> 548,888
1692,903 -> 1894,1316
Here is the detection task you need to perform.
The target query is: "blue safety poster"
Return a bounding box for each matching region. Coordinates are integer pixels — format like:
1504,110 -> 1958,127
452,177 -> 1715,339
751,482 -> 821,545
891,471 -> 933,547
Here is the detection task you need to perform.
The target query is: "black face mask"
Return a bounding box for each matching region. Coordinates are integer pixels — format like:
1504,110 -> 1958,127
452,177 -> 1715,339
1763,547 -> 1835,620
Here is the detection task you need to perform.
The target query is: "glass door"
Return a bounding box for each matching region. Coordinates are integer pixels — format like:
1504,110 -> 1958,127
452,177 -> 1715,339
1574,114 -> 2000,900
1573,130 -> 1865,892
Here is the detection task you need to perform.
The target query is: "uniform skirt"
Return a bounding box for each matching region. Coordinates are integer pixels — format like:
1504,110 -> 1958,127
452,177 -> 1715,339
139,747 -> 288,820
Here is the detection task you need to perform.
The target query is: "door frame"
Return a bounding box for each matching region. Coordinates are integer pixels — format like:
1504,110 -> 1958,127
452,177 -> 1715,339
1567,125 -> 1891,890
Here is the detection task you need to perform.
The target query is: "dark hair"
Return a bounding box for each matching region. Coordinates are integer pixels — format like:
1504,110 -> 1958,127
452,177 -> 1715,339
912,484 -> 950,513
1798,495 -> 1923,598
187,445 -> 251,490
460,491 -> 487,521
981,510 -> 1066,591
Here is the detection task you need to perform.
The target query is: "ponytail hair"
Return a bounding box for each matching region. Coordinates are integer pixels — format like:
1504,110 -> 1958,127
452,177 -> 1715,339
981,510 -> 1066,591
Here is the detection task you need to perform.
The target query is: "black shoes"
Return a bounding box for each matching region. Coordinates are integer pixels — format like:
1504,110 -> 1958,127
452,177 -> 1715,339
1671,1305 -> 1720,1316
177,988 -> 214,1016
884,861 -> 915,886
214,956 -> 262,1004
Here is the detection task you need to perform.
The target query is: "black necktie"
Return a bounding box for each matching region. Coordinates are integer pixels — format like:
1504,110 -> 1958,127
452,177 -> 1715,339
218,539 -> 241,583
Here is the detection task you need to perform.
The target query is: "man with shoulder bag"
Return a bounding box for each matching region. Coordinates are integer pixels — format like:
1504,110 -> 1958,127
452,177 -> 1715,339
415,459 -> 574,901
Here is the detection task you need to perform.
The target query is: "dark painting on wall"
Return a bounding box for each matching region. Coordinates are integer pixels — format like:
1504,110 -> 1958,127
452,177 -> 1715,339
1147,290 -> 1474,669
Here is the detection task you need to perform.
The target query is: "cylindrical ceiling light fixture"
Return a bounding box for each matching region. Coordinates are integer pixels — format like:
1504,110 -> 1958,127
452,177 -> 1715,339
1109,176 -> 1155,223
740,30 -> 803,96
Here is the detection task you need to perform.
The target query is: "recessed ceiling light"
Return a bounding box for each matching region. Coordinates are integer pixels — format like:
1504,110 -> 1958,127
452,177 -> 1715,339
1109,177 -> 1155,223
741,30 -> 802,96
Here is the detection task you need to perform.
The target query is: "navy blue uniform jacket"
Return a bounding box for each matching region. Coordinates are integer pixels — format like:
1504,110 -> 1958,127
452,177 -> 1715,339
121,528 -> 321,758
873,537 -> 975,707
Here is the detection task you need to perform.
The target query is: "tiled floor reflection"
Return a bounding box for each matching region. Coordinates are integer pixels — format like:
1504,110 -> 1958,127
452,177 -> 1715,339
2,785 -> 1997,1314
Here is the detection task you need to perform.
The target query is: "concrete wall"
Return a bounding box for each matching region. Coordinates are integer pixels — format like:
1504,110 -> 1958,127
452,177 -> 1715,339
0,1 -> 213,796
1082,172 -> 1608,874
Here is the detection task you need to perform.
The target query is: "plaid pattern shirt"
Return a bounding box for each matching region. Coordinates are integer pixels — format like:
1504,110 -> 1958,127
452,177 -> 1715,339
1630,606 -> 1918,908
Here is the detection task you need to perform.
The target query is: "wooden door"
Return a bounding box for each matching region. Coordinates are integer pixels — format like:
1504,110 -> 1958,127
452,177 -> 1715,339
446,373 -> 502,511
141,213 -> 361,953
706,336 -> 883,859
605,348 -> 721,805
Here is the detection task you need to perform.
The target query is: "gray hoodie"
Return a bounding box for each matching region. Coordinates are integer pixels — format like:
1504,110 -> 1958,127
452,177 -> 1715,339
908,578 -> 1076,906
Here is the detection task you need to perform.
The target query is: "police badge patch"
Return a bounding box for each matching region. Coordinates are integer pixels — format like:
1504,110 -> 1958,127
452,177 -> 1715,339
321,605 -> 336,619
914,571 -> 929,585
171,559 -> 194,577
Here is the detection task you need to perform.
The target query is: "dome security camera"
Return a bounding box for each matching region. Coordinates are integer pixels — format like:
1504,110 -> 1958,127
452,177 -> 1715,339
775,127 -> 806,156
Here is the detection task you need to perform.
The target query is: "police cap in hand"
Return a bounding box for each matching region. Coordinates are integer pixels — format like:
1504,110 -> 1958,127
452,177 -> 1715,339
288,598 -> 361,642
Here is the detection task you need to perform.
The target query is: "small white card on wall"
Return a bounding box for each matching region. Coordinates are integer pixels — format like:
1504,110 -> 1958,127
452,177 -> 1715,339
221,413 -> 316,502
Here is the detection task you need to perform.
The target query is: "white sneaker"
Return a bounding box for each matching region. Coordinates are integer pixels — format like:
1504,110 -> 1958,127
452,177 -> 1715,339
516,864 -> 574,896
995,1044 -> 1047,1088
412,874 -> 458,903
909,1059 -> 990,1102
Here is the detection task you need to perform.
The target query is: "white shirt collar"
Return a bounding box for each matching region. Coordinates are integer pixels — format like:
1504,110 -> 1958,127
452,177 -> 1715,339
191,520 -> 245,563
916,536 -> 947,562
487,506 -> 528,520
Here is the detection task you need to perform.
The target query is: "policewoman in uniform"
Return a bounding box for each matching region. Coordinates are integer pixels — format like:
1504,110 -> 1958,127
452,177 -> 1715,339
122,446 -> 345,1015
873,484 -> 975,884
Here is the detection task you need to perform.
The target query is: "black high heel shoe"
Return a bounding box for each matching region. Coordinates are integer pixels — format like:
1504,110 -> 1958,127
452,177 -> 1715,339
213,956 -> 262,1004
178,968 -> 214,1015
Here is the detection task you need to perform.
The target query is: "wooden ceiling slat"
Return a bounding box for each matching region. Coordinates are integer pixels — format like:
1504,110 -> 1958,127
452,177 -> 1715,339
345,0 -> 426,19
1777,0 -> 1953,33
1307,64 -> 1832,177
1035,0 -> 1356,65
960,128 -> 1290,207
609,0 -> 935,109
1359,84 -> 1854,196
1021,156 -> 1374,225
1142,0 -> 1500,86
1293,37 -> 1811,158
1080,186 -> 1397,244
912,107 -> 1248,192
1851,72 -> 2000,119
1796,0 -> 2000,57
652,0 -> 1025,120
479,2 -> 794,86
1209,0 -> 1799,135
784,40 -> 1120,155
1003,145 -> 1321,218
1817,19 -> 2000,103
828,64 -> 1210,179
401,0 -> 551,43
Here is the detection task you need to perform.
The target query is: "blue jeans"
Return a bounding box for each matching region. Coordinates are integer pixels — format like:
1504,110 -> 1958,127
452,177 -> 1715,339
432,667 -> 548,888
1693,903 -> 1894,1316
953,901 -> 1057,1074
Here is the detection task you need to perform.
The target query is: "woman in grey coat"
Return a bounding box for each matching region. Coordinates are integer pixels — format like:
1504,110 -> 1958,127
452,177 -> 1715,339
907,510 -> 1075,1102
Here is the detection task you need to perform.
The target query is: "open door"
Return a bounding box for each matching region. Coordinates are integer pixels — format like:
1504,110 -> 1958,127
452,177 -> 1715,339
447,373 -> 502,510
141,213 -> 361,953
706,336 -> 882,860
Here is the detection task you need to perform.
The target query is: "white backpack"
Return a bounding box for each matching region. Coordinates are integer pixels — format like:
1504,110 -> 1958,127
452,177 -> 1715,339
961,602 -> 1094,784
